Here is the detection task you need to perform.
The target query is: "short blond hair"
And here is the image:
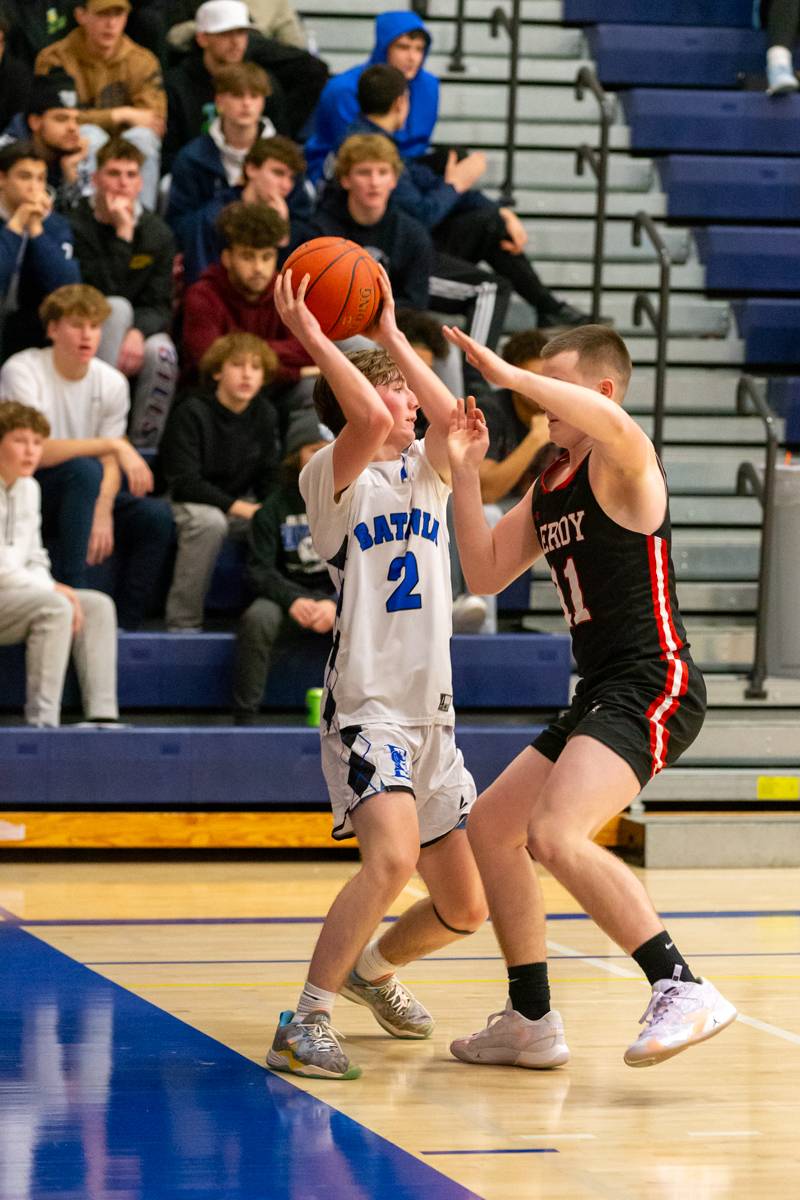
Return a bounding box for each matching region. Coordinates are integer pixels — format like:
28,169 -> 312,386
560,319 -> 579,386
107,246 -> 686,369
334,133 -> 401,182
39,284 -> 111,326
199,332 -> 278,382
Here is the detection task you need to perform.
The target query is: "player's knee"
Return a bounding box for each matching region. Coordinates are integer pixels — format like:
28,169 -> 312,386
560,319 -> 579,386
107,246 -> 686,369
366,848 -> 417,897
527,818 -> 573,871
451,894 -> 489,932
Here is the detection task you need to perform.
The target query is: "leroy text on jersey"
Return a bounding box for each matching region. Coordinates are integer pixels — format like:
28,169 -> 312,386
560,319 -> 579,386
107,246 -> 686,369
539,509 -> 586,554
353,508 -> 440,552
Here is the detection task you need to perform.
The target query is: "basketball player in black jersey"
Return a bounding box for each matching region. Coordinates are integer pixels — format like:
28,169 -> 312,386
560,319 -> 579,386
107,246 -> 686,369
443,323 -> 737,1069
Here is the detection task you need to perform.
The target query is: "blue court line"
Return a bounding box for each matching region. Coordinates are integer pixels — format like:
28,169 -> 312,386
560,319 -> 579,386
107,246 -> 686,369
0,924 -> 482,1200
4,909 -> 800,927
422,1149 -> 559,1156
81,951 -> 800,966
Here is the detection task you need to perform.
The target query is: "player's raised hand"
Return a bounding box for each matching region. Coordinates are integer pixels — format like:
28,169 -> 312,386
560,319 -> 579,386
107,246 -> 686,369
447,396 -> 489,473
442,326 -> 515,389
363,262 -> 397,345
275,268 -> 323,344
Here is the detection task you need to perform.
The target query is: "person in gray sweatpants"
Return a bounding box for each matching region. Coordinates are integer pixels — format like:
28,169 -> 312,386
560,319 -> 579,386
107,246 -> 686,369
0,401 -> 119,727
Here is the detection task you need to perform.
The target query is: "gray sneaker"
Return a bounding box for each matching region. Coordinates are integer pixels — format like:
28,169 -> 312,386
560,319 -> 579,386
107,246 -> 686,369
266,1010 -> 361,1079
340,970 -> 434,1039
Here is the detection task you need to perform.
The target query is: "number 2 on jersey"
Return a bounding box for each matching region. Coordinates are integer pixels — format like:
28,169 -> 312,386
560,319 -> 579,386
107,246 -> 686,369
386,551 -> 422,612
550,556 -> 591,627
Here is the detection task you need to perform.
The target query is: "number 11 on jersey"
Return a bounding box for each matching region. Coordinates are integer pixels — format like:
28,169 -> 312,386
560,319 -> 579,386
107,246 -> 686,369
550,556 -> 591,627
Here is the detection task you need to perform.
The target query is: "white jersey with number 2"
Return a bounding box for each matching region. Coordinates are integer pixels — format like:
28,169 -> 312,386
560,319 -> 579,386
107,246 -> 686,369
299,437 -> 455,731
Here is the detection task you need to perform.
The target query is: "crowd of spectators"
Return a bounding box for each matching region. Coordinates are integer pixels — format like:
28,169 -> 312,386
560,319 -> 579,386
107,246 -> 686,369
0,0 -> 580,726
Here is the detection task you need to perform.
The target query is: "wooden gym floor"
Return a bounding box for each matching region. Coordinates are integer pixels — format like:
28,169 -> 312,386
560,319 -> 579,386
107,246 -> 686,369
1,858 -> 798,1199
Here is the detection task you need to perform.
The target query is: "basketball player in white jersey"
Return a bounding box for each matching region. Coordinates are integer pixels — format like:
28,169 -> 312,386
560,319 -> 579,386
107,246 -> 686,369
266,265 -> 487,1080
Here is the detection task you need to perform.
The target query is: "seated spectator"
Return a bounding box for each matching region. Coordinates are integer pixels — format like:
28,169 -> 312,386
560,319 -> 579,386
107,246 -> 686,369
310,134 -> 510,350
233,406 -> 336,724
182,200 -> 316,422
354,65 -> 592,330
69,136 -> 178,447
165,0 -> 326,164
182,134 -> 311,286
158,332 -> 280,633
304,9 -> 436,182
0,10 -> 32,130
168,0 -> 310,54
0,143 -> 80,359
0,399 -> 120,728
479,329 -> 559,506
167,62 -> 275,256
35,0 -> 166,212
760,1 -> 800,94
0,284 -> 174,630
1,1 -> 76,69
0,71 -> 92,213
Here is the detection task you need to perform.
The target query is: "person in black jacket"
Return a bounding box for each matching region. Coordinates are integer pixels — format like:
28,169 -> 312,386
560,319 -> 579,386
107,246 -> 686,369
0,10 -> 32,132
69,136 -> 178,447
232,405 -> 336,724
310,134 -> 510,349
158,331 -> 281,633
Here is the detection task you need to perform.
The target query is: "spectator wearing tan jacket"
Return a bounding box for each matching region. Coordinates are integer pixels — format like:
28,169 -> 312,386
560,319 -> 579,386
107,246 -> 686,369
35,0 -> 165,211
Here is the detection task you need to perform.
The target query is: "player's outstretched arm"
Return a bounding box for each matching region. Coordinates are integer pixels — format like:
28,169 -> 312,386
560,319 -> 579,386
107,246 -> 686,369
368,265 -> 456,478
443,324 -> 653,477
448,397 -> 542,594
275,270 -> 392,493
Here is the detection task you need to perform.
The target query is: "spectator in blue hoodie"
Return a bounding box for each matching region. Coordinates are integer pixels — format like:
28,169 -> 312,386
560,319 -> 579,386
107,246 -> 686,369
304,10 -> 437,182
0,142 -> 80,358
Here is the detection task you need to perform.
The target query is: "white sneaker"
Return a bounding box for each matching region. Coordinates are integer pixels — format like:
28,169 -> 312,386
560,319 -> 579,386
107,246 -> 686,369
452,594 -> 488,634
450,1002 -> 569,1069
624,976 -> 737,1068
767,59 -> 799,95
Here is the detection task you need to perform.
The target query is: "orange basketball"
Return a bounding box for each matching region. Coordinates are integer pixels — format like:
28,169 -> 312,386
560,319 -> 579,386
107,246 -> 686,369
281,237 -> 383,340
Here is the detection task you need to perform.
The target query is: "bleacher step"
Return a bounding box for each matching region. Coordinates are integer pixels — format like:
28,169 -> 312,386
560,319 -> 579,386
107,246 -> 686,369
640,766 -> 800,805
312,20 -> 586,58
618,812 -> 800,868
532,579 -> 757,615
324,52 -> 593,84
508,291 -> 730,337
435,119 -> 631,151
523,614 -> 756,669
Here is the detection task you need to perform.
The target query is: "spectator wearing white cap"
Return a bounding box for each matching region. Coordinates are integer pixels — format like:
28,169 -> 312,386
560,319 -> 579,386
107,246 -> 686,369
164,0 -> 327,165
34,0 -> 166,211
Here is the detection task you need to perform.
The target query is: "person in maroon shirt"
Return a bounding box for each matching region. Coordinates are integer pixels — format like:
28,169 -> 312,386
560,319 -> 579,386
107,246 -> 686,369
181,199 -> 318,419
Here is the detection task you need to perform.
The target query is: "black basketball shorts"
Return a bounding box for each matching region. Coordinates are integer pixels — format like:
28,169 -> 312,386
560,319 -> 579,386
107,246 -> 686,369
532,656 -> 707,790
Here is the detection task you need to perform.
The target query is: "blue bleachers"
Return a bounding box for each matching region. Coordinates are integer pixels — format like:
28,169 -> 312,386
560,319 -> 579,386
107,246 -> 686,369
658,156 -> 800,221
0,723 -> 545,807
0,632 -> 572,712
731,300 -> 800,363
622,90 -> 800,154
588,25 -> 768,88
694,227 -> 800,292
563,0 -> 755,27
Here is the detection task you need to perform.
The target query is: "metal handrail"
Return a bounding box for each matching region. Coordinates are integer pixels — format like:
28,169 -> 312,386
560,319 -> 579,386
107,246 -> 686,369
490,0 -> 522,207
574,66 -> 614,321
448,0 -> 468,72
631,211 -> 671,461
735,375 -> 780,700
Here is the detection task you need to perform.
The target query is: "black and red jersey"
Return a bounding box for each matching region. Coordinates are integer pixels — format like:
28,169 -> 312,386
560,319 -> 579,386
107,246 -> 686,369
532,450 -> 692,684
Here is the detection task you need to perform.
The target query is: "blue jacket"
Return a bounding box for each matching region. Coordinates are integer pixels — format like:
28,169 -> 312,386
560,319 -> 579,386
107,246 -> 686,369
304,10 -> 438,182
167,127 -> 314,278
0,210 -> 80,356
343,116 -> 494,232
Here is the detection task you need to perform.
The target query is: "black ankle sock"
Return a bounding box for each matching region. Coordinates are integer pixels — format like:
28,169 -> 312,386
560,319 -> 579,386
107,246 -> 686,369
632,931 -> 697,986
507,961 -> 551,1021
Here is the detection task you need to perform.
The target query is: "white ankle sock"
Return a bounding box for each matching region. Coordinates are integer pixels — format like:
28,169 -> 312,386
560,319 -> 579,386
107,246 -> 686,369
768,45 -> 793,68
295,981 -> 337,1019
355,938 -> 397,983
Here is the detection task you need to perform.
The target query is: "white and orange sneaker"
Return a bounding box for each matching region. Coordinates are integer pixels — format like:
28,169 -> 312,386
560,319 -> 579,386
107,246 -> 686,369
624,976 -> 737,1067
450,1002 -> 569,1069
